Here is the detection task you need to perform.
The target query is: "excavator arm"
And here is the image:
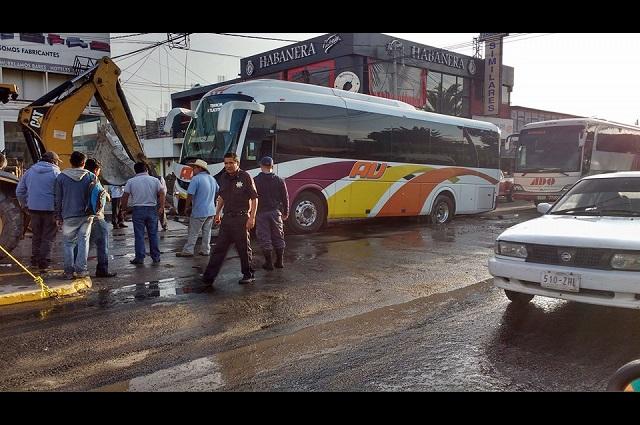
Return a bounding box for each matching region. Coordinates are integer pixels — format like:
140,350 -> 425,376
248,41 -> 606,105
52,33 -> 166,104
17,56 -> 145,183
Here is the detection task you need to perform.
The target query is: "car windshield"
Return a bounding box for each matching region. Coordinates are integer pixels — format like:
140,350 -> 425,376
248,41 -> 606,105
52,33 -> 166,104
550,177 -> 640,216
180,94 -> 250,164
516,125 -> 583,173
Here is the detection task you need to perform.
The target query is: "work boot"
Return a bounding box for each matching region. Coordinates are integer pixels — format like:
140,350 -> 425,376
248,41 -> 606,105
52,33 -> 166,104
262,250 -> 274,270
274,248 -> 284,269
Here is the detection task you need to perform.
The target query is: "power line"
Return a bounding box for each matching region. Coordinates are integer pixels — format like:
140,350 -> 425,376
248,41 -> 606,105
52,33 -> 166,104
213,33 -> 300,43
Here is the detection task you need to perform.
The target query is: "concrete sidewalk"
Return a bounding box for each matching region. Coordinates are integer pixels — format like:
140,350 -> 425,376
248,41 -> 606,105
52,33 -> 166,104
0,215 -> 189,306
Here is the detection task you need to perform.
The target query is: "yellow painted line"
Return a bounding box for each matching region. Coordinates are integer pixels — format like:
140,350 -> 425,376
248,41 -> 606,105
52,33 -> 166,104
0,277 -> 92,306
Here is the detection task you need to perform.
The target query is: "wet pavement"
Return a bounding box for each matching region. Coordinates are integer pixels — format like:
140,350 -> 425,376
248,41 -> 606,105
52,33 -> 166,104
4,201 -> 607,391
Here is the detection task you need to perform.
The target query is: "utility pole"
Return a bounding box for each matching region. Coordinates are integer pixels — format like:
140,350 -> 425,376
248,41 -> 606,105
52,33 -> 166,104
387,40 -> 404,99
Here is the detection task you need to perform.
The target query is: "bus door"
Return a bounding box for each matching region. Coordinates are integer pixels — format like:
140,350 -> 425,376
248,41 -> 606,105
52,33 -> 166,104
240,108 -> 276,173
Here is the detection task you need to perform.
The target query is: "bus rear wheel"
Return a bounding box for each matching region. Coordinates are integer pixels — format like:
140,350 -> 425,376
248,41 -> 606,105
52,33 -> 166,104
288,191 -> 326,234
430,194 -> 454,224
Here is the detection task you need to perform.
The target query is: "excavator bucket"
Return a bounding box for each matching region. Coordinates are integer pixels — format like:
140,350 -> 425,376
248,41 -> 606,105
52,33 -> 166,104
93,124 -> 136,186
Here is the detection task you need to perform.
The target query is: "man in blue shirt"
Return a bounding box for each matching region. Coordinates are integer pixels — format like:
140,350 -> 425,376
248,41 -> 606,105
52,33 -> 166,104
16,151 -> 61,271
176,159 -> 218,257
55,151 -> 95,279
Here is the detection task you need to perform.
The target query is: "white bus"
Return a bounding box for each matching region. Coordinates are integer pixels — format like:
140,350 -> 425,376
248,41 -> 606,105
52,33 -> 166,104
167,79 -> 501,233
512,118 -> 640,204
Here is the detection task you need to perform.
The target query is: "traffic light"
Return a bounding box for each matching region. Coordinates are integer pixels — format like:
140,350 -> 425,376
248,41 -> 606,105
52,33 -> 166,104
0,84 -> 18,103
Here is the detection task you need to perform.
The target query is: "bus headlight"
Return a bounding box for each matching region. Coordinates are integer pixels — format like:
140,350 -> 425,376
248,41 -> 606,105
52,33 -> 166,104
496,241 -> 528,258
512,184 -> 524,192
611,253 -> 640,271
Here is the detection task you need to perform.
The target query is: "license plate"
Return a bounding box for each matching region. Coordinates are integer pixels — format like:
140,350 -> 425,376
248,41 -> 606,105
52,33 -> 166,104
541,271 -> 580,292
537,195 -> 547,200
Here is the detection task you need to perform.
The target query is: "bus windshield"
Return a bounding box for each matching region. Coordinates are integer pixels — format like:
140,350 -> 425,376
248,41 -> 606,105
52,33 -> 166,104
516,125 -> 583,173
180,94 -> 249,164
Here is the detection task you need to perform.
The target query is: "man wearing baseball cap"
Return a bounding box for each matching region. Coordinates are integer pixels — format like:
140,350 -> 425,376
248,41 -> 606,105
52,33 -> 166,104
176,159 -> 219,257
16,151 -> 62,271
253,156 -> 289,270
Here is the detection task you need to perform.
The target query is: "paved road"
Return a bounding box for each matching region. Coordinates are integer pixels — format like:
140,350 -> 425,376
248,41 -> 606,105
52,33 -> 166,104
6,202 -> 620,391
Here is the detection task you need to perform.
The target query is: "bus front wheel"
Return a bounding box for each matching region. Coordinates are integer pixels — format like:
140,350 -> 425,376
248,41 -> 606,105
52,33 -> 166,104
288,191 -> 326,234
430,194 -> 454,224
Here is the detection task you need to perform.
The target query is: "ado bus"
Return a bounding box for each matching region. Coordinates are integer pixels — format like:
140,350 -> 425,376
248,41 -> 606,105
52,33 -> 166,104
513,118 -> 640,204
167,79 -> 501,233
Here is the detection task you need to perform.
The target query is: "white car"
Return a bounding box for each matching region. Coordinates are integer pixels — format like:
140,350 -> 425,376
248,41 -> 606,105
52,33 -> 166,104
489,171 -> 640,309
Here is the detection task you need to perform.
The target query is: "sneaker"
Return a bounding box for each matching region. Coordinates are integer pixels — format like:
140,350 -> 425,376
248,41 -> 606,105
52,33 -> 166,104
198,251 -> 210,256
130,258 -> 144,265
238,275 -> 255,284
62,272 -> 74,280
176,252 -> 194,257
75,271 -> 90,278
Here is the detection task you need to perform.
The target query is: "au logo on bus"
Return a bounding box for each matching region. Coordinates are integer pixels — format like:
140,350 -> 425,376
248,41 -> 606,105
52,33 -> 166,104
530,177 -> 556,186
349,161 -> 388,179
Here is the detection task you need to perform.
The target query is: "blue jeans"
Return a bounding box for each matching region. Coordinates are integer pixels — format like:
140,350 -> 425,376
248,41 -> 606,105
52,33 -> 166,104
62,215 -> 93,275
132,206 -> 160,261
91,217 -> 110,273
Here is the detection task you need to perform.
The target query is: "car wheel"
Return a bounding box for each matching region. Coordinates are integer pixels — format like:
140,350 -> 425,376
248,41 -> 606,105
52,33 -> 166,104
430,194 -> 454,224
504,289 -> 534,304
288,191 -> 326,234
607,359 -> 640,391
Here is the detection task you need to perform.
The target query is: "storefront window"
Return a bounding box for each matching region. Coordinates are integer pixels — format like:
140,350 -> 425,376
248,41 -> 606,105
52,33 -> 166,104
287,60 -> 335,87
425,71 -> 469,117
368,60 -> 426,108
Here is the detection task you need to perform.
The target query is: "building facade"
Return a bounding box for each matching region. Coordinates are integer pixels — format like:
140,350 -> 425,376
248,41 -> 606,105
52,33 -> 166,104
0,33 -> 111,166
171,33 -> 515,124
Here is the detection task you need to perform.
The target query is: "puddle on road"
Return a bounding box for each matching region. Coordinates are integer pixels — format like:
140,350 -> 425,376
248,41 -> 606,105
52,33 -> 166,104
96,355 -> 224,392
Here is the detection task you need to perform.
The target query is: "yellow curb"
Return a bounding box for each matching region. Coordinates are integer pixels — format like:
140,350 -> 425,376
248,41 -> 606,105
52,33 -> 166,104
0,276 -> 92,306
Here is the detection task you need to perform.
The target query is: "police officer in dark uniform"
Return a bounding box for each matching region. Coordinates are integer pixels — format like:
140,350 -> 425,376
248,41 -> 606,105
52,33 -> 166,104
254,156 -> 289,270
202,152 -> 258,285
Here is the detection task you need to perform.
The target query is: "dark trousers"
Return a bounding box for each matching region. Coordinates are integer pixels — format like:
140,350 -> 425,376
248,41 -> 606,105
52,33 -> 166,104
29,210 -> 57,268
256,210 -> 285,251
111,197 -> 124,225
202,216 -> 253,283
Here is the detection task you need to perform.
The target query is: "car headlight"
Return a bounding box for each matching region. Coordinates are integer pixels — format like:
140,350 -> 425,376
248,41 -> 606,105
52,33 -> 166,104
512,184 -> 524,192
496,241 -> 528,258
611,253 -> 640,271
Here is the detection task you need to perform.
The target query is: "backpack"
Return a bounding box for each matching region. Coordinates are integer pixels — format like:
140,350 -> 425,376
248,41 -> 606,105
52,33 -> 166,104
86,174 -> 106,215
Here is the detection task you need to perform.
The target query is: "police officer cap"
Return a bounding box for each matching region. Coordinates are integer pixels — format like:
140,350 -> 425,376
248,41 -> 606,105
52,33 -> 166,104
260,156 -> 274,166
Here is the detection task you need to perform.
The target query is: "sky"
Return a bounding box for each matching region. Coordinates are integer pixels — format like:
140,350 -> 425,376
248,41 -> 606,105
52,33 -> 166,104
110,33 -> 640,127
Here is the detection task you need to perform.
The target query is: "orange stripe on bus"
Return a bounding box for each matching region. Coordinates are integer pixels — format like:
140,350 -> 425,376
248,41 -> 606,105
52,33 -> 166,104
378,167 -> 498,215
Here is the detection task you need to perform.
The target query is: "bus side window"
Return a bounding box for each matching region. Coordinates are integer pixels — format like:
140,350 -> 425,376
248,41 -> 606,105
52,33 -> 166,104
259,138 -> 273,160
246,141 -> 257,161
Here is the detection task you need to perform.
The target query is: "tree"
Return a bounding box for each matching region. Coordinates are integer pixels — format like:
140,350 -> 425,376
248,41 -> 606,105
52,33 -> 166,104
424,83 -> 463,116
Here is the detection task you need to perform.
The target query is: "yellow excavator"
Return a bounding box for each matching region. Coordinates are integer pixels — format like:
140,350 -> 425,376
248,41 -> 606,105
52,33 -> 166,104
0,56 -> 147,258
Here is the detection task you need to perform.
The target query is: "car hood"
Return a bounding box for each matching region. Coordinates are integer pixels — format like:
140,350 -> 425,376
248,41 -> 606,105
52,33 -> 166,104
498,214 -> 640,250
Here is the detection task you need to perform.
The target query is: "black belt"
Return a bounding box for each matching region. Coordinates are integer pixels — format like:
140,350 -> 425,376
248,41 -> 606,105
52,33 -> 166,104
225,211 -> 248,217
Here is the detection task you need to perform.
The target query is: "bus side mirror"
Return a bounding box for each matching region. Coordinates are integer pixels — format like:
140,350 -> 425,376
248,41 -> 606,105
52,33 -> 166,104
217,101 -> 265,133
164,107 -> 195,134
578,130 -> 587,147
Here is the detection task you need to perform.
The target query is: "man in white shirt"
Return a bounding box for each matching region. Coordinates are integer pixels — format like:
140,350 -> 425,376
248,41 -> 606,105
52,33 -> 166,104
109,184 -> 126,228
121,162 -> 166,265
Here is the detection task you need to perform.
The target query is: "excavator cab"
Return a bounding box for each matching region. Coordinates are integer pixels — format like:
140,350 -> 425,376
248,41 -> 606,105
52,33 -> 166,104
0,83 -> 19,104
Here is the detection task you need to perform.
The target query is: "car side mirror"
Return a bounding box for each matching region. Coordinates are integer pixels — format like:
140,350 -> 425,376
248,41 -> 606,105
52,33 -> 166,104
537,203 -> 552,214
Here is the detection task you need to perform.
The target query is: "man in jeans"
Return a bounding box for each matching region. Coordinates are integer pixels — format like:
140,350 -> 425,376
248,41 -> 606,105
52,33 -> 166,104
16,151 -> 61,271
55,151 -> 95,279
83,159 -> 117,278
176,159 -> 218,257
121,162 -> 166,265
